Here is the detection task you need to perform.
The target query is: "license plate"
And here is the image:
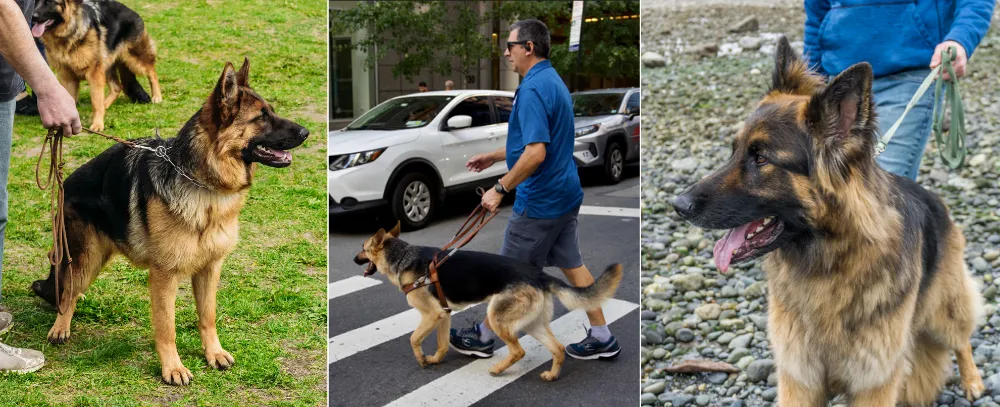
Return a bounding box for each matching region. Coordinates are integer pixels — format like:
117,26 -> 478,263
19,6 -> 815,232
581,151 -> 592,159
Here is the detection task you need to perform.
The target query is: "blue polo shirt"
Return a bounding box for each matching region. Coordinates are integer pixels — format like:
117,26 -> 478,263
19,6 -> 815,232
506,60 -> 583,218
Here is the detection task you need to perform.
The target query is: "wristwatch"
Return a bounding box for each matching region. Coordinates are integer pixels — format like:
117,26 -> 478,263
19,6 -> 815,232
494,181 -> 509,195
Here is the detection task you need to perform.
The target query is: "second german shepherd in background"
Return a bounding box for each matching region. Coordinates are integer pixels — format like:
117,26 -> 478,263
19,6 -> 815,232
674,37 -> 985,405
353,223 -> 623,381
31,0 -> 163,131
31,58 -> 309,385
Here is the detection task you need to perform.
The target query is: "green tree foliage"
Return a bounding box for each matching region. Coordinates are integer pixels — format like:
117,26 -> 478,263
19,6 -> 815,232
330,1 -> 639,84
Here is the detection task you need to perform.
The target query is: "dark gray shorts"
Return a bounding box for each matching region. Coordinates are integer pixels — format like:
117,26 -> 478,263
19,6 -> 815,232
499,206 -> 583,269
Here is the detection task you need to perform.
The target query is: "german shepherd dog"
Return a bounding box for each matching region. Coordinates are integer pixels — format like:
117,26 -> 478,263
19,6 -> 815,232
31,0 -> 163,131
353,222 -> 623,381
30,59 -> 309,385
673,37 -> 985,405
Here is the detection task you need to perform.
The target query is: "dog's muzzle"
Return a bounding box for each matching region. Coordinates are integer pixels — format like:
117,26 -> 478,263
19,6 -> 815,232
353,254 -> 377,276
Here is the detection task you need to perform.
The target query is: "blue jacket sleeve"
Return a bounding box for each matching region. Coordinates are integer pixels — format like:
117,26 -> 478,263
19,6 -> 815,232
803,0 -> 831,76
516,88 -> 551,146
945,0 -> 995,58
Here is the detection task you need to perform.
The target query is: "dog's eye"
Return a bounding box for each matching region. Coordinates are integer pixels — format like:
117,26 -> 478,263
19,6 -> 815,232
755,154 -> 768,166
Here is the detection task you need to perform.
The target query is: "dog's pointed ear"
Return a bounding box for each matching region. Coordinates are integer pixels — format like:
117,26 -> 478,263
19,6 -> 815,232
387,221 -> 401,238
808,62 -> 874,144
771,36 -> 821,96
236,57 -> 250,87
214,61 -> 239,107
373,228 -> 387,245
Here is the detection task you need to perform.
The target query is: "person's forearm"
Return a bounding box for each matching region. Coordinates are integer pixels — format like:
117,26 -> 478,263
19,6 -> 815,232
0,1 -> 60,95
499,144 -> 544,190
491,147 -> 506,163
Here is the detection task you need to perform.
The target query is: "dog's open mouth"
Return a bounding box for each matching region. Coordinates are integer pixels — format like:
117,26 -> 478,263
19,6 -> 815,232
713,216 -> 784,273
251,144 -> 293,167
31,20 -> 53,38
362,262 -> 377,276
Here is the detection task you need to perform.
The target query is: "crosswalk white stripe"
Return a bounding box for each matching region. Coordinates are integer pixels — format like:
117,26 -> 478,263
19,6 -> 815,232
328,275 -> 382,300
328,307 -> 472,365
383,298 -> 638,407
579,205 -> 640,218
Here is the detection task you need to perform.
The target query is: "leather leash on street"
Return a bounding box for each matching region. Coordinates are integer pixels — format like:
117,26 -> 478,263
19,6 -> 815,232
875,46 -> 966,169
400,188 -> 499,313
34,127 -> 204,314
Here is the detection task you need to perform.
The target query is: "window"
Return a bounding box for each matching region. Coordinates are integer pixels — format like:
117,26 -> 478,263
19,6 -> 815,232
346,96 -> 453,131
626,92 -> 640,115
447,96 -> 493,128
572,92 -> 626,117
494,96 -> 513,123
330,37 -> 354,120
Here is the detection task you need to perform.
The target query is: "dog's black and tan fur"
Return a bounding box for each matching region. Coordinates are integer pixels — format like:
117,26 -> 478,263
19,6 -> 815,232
32,0 -> 163,131
30,59 -> 309,385
353,223 -> 623,381
674,37 -> 985,406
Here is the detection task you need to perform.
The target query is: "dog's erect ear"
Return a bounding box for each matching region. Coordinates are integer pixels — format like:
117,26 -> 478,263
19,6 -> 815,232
237,57 -> 250,87
387,221 -> 401,238
373,228 -> 387,245
214,61 -> 239,107
771,36 -> 821,96
808,62 -> 874,144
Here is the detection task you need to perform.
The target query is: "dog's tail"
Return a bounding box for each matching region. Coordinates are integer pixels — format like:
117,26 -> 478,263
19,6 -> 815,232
117,62 -> 151,103
548,264 -> 623,310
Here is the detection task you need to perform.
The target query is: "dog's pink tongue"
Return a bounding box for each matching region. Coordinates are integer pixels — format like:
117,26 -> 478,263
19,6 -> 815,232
31,21 -> 52,38
713,223 -> 751,273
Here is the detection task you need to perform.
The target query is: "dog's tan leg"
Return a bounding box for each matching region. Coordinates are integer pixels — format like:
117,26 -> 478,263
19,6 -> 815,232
852,371 -> 901,407
487,324 -> 525,376
57,70 -> 79,103
778,370 -> 826,407
47,230 -> 110,344
409,308 -> 444,367
86,68 -> 106,131
104,74 -> 122,109
957,342 -> 986,401
192,259 -> 234,370
424,313 -> 450,365
147,68 -> 162,104
527,322 -> 564,381
149,267 -> 192,386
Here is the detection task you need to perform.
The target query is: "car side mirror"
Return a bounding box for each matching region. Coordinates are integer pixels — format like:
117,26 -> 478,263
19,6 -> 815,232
447,115 -> 472,130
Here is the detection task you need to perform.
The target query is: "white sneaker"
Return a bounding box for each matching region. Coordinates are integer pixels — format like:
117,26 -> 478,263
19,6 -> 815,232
0,342 -> 45,374
0,312 -> 11,335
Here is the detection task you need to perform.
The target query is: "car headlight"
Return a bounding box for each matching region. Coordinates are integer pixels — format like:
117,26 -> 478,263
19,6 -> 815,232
329,148 -> 386,171
575,124 -> 600,138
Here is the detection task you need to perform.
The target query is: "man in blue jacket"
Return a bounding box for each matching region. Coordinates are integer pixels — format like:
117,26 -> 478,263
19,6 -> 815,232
804,0 -> 994,180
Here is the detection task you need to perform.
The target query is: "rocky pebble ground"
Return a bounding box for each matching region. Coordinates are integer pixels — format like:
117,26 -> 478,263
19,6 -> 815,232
640,4 -> 1000,407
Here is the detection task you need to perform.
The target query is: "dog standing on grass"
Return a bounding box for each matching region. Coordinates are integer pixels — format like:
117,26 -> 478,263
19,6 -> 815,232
31,58 -> 309,385
674,37 -> 985,406
31,0 -> 163,131
352,222 -> 623,381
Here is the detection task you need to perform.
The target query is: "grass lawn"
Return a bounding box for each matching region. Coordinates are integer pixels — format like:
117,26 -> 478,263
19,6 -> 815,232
0,1 -> 328,405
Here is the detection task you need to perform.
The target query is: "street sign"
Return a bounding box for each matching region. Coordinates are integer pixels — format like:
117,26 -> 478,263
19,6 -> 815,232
569,1 -> 583,52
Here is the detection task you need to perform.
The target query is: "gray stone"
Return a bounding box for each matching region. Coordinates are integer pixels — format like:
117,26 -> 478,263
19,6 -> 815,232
640,393 -> 657,406
696,395 -> 711,406
673,394 -> 695,407
986,250 -> 1000,262
728,16 -> 759,33
767,372 -> 778,386
671,157 -> 700,173
720,318 -> 745,330
643,380 -> 666,395
743,281 -> 766,298
749,314 -> 768,331
718,332 -> 737,344
641,52 -> 666,68
691,43 -> 720,58
974,257 -> 991,272
738,36 -> 762,51
720,286 -> 739,298
695,303 -> 722,320
676,328 -> 695,343
735,355 -> 755,370
708,372 -> 729,384
727,347 -> 751,364
729,333 -> 753,350
747,359 -> 776,383
762,387 -> 778,402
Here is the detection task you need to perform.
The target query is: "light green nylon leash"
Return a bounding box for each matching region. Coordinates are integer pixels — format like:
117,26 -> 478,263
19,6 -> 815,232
874,46 -> 966,169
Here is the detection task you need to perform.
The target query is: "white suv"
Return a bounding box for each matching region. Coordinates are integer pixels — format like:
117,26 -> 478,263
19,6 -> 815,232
328,90 -> 515,230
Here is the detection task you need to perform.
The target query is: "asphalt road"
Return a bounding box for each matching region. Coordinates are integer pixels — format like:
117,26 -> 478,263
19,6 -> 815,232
328,167 -> 640,407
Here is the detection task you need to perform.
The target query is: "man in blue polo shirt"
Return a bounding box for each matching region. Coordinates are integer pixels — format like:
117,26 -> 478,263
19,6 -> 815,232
450,19 -> 621,361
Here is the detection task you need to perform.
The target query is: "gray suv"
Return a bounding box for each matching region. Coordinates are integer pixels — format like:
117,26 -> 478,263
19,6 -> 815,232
571,88 -> 640,184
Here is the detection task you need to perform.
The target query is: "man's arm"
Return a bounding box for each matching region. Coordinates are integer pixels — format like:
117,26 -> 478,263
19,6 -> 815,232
499,143 -> 544,191
479,88 -> 551,212
803,0 -> 831,76
0,0 -> 80,135
944,0 -> 995,59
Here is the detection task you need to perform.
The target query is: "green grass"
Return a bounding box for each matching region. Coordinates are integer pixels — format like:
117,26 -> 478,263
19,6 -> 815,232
1,1 -> 327,405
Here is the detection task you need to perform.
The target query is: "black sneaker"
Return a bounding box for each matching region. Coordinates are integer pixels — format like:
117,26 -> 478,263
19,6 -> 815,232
15,93 -> 38,116
449,322 -> 494,358
565,328 -> 621,360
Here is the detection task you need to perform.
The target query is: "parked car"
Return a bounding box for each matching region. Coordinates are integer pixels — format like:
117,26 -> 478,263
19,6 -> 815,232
328,90 -> 514,230
571,88 -> 640,184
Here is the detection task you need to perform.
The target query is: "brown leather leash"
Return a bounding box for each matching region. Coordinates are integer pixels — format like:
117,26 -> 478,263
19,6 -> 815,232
401,190 -> 499,313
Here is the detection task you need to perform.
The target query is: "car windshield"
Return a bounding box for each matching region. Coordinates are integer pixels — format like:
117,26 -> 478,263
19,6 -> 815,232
346,96 -> 454,130
572,92 -> 625,117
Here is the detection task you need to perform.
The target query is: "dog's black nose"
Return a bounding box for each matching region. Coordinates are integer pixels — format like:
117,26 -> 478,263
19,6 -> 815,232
298,127 -> 309,139
673,194 -> 696,218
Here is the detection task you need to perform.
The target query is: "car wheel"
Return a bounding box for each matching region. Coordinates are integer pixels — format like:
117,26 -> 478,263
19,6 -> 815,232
603,142 -> 624,184
391,173 -> 436,230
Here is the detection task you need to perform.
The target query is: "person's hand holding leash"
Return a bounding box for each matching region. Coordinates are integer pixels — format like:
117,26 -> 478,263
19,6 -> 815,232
36,84 -> 81,136
930,40 -> 967,80
481,187 -> 503,213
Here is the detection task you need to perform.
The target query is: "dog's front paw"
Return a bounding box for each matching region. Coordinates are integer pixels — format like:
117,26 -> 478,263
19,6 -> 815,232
162,364 -> 194,386
89,120 -> 105,132
488,364 -> 504,376
47,324 -> 71,344
152,95 -> 162,104
415,354 -> 428,368
424,354 -> 444,365
205,349 -> 234,370
540,371 -> 559,381
965,376 -> 986,401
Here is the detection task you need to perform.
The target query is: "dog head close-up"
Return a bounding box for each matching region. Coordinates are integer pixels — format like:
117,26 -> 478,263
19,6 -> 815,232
354,221 -> 402,277
30,0 -> 75,38
674,36 -> 884,273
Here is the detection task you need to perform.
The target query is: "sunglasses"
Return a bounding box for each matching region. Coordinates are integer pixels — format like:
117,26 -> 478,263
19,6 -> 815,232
506,40 -> 529,51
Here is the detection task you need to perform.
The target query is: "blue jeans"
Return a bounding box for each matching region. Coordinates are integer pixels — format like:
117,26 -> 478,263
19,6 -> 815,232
0,100 -> 13,300
873,69 -> 937,180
